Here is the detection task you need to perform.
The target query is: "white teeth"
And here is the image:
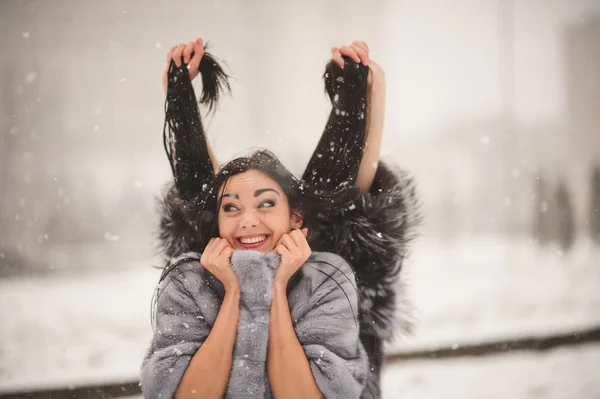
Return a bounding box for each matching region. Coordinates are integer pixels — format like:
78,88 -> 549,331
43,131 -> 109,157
240,235 -> 267,244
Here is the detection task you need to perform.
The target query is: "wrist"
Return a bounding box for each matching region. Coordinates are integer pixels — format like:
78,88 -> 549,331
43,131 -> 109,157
272,280 -> 288,299
224,280 -> 240,295
272,275 -> 289,290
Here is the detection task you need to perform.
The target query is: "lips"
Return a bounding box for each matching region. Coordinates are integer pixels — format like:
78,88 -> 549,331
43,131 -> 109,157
236,234 -> 271,249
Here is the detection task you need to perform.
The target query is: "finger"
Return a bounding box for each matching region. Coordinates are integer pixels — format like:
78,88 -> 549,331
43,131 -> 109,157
275,244 -> 290,258
183,41 -> 194,64
201,237 -> 215,261
165,46 -> 176,71
204,238 -> 218,256
350,43 -> 369,65
188,38 -> 204,72
330,46 -> 344,69
339,45 -> 361,63
352,40 -> 369,54
215,238 -> 230,257
222,246 -> 233,259
218,243 -> 233,258
172,43 -> 186,67
275,233 -> 288,249
163,47 -> 176,92
289,229 -> 306,247
282,235 -> 300,256
282,234 -> 296,248
297,228 -> 311,254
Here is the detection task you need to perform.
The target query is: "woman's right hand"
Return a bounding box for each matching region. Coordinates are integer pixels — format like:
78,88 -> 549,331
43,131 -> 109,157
162,37 -> 205,94
200,237 -> 238,291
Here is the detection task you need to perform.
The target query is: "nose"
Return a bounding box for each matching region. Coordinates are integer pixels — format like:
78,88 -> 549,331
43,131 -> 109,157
239,210 -> 259,229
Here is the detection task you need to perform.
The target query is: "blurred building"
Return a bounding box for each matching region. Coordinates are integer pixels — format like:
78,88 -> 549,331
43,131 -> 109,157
563,13 -> 600,225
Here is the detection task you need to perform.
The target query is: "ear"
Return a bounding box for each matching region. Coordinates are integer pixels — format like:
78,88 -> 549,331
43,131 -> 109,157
290,212 -> 304,230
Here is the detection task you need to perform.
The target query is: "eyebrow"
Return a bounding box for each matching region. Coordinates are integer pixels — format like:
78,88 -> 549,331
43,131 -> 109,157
220,188 -> 281,200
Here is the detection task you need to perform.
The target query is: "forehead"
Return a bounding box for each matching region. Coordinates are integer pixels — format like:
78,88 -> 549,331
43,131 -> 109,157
220,169 -> 282,194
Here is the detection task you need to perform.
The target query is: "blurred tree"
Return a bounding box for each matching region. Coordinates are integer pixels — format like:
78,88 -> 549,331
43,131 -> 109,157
0,68 -> 16,237
589,164 -> 600,245
533,174 -> 553,245
555,179 -> 576,252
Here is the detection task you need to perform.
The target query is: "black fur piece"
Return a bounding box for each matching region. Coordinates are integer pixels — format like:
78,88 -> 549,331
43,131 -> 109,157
155,183 -> 203,263
308,161 -> 421,398
302,56 -> 369,195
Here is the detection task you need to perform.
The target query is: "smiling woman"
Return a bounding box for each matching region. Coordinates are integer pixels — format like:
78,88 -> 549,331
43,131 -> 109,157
219,171 -> 299,251
141,38 -> 420,399
201,150 -> 353,253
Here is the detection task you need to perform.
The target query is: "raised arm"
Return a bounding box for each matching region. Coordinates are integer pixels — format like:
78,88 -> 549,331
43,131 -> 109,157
302,41 -> 384,194
162,39 -> 230,202
356,57 -> 385,192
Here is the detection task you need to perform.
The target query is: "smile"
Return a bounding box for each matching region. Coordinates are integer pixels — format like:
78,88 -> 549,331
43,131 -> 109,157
239,235 -> 267,244
236,234 -> 270,249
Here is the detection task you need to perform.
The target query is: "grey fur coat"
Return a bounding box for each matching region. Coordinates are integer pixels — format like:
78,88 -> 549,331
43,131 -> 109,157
155,161 -> 420,398
140,250 -> 368,398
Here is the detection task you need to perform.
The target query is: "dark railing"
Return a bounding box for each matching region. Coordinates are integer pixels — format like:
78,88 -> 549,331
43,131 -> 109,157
2,326 -> 599,399
387,325 -> 600,361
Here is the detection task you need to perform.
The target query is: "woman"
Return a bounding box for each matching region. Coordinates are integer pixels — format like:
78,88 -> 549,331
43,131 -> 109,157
141,150 -> 367,398
143,38 -> 420,398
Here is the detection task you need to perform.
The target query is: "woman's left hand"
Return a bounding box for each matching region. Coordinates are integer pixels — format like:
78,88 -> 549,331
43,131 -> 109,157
274,228 -> 311,283
331,40 -> 385,91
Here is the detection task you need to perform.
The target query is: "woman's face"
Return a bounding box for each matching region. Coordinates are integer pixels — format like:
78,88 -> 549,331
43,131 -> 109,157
217,169 -> 303,253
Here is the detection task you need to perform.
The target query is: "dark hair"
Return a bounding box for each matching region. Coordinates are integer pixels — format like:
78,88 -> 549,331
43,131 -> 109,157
153,149 -> 355,298
195,149 -> 355,251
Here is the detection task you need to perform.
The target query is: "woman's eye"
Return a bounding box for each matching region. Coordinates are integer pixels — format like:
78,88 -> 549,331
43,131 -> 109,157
258,200 -> 275,209
222,204 -> 239,212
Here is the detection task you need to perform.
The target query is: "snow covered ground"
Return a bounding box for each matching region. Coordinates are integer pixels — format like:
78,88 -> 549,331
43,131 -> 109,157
380,343 -> 600,399
119,343 -> 600,399
389,236 -> 600,351
1,236 -> 599,397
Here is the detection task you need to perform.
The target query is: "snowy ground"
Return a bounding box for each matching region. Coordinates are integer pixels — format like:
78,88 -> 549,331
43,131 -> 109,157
389,236 -> 600,351
118,344 -> 600,399
380,343 -> 600,399
1,236 -> 599,397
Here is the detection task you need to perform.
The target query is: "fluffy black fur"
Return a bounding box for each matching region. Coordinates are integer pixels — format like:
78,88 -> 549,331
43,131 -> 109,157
302,57 -> 369,195
307,161 -> 421,398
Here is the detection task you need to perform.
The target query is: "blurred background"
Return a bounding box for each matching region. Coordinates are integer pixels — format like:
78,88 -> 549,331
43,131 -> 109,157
1,0 -> 600,398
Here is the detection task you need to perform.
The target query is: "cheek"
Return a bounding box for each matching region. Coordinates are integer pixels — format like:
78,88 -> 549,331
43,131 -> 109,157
217,215 -> 236,244
264,209 -> 292,243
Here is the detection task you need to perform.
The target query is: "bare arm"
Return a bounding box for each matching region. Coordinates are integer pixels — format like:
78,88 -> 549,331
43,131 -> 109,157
355,63 -> 385,192
175,284 -> 239,399
267,281 -> 323,399
207,139 -> 220,172
268,231 -> 322,398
